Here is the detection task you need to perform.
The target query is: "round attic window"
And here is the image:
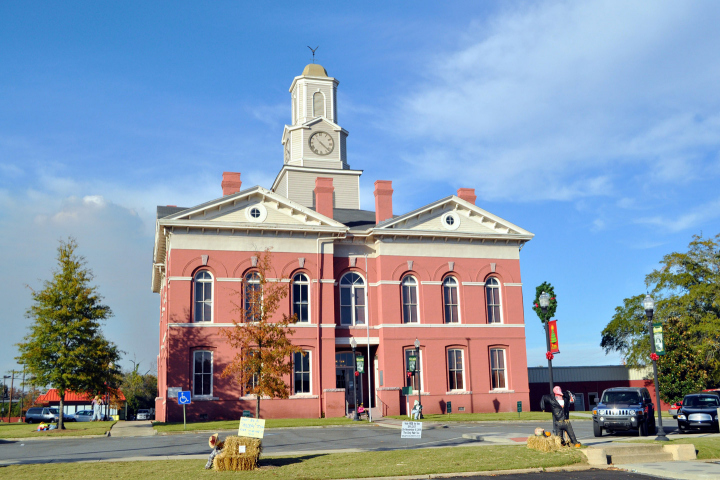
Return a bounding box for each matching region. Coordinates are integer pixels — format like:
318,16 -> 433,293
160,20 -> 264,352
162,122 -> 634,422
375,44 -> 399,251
245,204 -> 267,223
441,212 -> 460,231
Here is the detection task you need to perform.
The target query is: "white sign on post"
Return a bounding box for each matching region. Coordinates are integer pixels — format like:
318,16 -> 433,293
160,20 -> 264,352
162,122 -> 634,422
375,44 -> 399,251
238,417 -> 266,438
401,421 -> 423,439
167,387 -> 181,398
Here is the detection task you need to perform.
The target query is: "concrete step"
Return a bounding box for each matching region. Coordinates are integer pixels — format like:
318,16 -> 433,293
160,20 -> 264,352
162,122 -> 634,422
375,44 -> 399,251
604,444 -> 666,456
610,452 -> 674,464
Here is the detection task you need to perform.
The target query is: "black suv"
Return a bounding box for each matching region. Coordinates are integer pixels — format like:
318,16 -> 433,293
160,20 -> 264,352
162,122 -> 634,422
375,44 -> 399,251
592,387 -> 656,436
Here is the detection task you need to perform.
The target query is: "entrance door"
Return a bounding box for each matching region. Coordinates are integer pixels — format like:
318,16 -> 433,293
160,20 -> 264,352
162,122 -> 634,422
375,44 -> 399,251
336,352 -> 363,412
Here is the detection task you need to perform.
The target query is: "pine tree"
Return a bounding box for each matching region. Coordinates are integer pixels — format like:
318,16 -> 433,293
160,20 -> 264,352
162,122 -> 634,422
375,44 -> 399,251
16,238 -> 121,429
221,249 -> 302,418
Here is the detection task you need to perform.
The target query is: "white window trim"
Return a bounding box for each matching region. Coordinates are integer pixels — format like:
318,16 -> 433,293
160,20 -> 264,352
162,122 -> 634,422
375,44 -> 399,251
192,350 -> 213,398
292,273 -> 311,324
447,348 -> 466,392
293,350 -> 312,395
441,211 -> 460,231
486,277 -> 503,324
193,271 -> 213,323
339,272 -> 366,326
443,276 -> 461,324
489,348 -> 508,390
245,204 -> 268,223
401,275 -> 420,324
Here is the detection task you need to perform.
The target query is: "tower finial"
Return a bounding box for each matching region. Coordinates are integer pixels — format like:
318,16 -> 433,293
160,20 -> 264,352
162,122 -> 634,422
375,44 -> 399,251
307,45 -> 319,63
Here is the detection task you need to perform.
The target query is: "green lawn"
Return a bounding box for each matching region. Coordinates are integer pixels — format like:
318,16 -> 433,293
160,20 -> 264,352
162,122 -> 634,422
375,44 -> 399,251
631,436 -> 720,460
153,417 -> 356,433
0,420 -> 116,439
2,445 -> 585,479
387,412 -> 591,422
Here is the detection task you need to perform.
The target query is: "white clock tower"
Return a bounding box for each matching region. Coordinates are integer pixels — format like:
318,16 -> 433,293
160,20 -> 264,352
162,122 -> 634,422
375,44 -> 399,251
272,64 -> 362,210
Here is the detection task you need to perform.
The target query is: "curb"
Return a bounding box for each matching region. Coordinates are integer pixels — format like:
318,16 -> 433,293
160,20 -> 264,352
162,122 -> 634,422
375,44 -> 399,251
0,433 -> 111,442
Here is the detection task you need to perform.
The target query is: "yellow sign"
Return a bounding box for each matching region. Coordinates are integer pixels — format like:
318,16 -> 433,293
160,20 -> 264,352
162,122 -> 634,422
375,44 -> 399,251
238,417 -> 265,438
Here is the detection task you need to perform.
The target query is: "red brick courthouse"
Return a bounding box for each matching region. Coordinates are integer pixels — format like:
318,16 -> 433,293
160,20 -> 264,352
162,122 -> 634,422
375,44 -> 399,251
152,64 -> 535,422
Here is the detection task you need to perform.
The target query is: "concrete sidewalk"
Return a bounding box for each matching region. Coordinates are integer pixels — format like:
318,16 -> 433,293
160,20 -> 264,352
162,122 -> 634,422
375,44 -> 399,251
108,420 -> 157,437
619,460 -> 720,479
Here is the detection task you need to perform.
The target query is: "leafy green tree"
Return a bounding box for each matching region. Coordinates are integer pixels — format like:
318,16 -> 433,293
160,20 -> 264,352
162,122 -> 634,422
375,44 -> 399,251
601,233 -> 720,393
532,281 -> 558,323
657,316 -> 711,404
121,361 -> 158,417
221,249 -> 302,418
16,238 -> 122,428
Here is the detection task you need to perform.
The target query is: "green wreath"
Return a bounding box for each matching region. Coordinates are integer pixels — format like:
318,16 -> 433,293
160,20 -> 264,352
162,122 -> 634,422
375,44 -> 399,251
532,281 -> 557,324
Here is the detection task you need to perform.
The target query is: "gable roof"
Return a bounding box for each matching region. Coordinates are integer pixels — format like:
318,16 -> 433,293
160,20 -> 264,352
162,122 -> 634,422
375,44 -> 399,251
373,195 -> 534,240
36,388 -> 126,404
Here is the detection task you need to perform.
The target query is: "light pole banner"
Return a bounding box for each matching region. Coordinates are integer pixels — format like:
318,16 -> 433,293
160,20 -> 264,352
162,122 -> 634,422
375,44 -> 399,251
549,320 -> 560,353
356,355 -> 365,374
653,323 -> 665,355
408,355 -> 417,372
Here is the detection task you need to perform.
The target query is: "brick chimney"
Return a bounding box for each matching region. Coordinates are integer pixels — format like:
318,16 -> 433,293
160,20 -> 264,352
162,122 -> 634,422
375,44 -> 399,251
374,180 -> 393,224
314,177 -> 334,219
221,172 -> 242,196
457,188 -> 477,205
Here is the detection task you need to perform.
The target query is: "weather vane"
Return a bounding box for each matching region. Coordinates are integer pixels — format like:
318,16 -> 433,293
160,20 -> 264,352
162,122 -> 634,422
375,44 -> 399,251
307,46 -> 319,63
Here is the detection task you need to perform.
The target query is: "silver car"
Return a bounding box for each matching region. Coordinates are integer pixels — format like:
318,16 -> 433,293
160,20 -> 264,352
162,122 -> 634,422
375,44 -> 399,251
25,407 -> 59,423
136,409 -> 151,420
73,409 -> 95,422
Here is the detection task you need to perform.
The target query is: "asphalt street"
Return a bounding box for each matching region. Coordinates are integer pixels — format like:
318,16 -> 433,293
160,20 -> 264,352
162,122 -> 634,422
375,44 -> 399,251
447,471 -> 661,479
0,418 -> 684,466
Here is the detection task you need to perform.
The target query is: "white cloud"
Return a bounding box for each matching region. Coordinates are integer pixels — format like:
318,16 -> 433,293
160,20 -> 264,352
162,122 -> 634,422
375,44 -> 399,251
635,196 -> 720,233
391,1 -> 720,203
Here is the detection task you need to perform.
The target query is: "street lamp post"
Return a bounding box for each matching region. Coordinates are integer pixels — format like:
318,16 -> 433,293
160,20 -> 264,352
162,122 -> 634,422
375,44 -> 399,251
350,338 -> 359,421
539,292 -> 554,394
106,362 -> 114,421
414,338 -> 422,419
644,294 -> 669,441
1,375 -> 9,420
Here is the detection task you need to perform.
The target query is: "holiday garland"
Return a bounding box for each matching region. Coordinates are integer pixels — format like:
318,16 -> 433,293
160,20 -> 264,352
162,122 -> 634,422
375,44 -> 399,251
532,281 -> 558,324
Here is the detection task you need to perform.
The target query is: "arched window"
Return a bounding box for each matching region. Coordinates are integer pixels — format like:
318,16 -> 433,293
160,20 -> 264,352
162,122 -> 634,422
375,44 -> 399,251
340,272 -> 365,325
313,92 -> 325,118
292,273 -> 310,323
447,348 -> 464,390
193,271 -> 213,322
401,276 -> 418,323
486,277 -> 502,324
443,276 -> 459,323
244,272 -> 262,322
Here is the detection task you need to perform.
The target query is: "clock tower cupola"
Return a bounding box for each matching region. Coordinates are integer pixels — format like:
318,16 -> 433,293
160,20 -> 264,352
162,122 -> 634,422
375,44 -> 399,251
273,64 -> 361,210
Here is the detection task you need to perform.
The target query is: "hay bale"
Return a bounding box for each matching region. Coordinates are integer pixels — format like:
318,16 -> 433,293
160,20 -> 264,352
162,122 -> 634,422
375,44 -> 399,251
527,434 -> 565,453
213,436 -> 262,471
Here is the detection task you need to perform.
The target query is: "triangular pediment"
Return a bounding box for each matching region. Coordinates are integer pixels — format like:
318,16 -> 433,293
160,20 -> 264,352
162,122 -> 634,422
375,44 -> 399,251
161,186 -> 346,229
374,196 -> 533,238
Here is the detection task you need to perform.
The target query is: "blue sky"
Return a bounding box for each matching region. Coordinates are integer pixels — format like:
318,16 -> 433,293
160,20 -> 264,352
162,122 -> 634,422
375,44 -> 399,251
2,1 -> 719,377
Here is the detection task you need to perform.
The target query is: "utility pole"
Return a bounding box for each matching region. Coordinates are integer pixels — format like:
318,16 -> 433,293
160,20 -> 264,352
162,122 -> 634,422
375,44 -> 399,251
8,371 -> 14,423
19,367 -> 25,422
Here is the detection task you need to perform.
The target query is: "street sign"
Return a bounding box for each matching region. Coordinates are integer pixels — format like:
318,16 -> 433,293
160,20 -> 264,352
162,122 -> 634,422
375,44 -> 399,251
549,320 -> 560,353
356,355 -> 365,374
653,323 -> 665,355
168,387 -> 181,398
178,391 -> 192,405
402,386 -> 413,395
408,355 -> 417,372
447,401 -> 452,414
238,417 -> 265,438
517,401 -> 522,413
401,421 -> 422,438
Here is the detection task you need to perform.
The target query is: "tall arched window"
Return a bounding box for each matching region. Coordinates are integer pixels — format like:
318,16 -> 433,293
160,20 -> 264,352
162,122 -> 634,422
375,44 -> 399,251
486,277 -> 502,324
193,271 -> 213,322
292,273 -> 310,323
313,92 -> 325,118
401,276 -> 418,323
340,272 -> 365,325
244,272 -> 262,322
443,276 -> 459,323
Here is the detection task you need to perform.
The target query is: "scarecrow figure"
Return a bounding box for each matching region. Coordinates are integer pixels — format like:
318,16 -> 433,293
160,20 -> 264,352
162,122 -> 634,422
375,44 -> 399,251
540,386 -> 581,448
205,433 -> 225,469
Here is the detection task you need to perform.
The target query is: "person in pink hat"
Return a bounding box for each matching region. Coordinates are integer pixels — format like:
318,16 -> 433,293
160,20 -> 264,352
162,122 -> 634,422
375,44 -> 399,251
540,385 -> 581,447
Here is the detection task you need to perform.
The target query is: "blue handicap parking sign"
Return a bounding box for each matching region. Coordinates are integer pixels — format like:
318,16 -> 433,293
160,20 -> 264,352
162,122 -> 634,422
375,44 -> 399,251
178,391 -> 192,405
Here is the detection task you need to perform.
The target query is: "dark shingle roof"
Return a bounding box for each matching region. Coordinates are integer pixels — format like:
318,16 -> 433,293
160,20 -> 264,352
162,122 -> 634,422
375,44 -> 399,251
332,208 -> 377,229
157,206 -> 188,219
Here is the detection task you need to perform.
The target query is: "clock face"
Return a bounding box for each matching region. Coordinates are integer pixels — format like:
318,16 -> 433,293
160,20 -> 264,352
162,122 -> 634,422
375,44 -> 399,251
308,131 -> 334,155
284,142 -> 290,162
